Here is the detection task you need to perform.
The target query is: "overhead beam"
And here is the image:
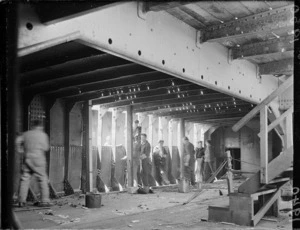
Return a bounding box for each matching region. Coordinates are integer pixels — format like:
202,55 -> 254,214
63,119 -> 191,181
18,2 -> 279,104
259,58 -> 293,76
24,63 -> 153,93
94,88 -> 211,107
21,54 -> 130,86
145,2 -> 193,12
232,35 -> 294,60
186,113 -> 249,123
201,5 -> 294,43
44,72 -> 173,99
133,93 -> 234,112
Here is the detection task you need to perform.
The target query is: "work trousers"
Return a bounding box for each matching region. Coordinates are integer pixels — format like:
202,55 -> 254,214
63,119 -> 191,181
183,157 -> 195,185
132,159 -> 142,186
19,155 -> 50,203
195,157 -> 204,183
141,158 -> 151,187
153,155 -> 170,185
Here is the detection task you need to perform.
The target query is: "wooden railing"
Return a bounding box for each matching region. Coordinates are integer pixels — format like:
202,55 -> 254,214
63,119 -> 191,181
232,76 -> 293,184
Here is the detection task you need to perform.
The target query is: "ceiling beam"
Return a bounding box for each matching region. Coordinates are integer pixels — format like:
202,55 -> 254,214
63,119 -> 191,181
153,101 -> 251,117
146,2 -> 193,12
138,98 -> 245,114
21,53 -> 130,86
201,5 -> 294,43
232,35 -> 294,60
259,58 -> 293,76
178,112 -> 249,121
24,64 -> 154,94
133,93 -> 236,112
156,104 -> 252,118
42,72 -> 174,99
92,87 -> 207,107
63,81 -> 196,104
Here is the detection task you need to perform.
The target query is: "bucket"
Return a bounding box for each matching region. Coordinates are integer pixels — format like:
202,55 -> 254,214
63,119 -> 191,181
178,178 -> 190,193
85,193 -> 102,208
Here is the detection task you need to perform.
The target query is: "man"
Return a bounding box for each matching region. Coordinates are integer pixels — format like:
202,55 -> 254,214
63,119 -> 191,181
203,140 -> 215,181
132,136 -> 142,187
194,141 -> 205,188
182,137 -> 196,186
133,120 -> 141,142
17,120 -> 52,207
153,140 -> 170,185
140,133 -> 151,191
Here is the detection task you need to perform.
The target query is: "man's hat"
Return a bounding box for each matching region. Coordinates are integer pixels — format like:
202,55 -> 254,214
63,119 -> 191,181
158,140 -> 164,143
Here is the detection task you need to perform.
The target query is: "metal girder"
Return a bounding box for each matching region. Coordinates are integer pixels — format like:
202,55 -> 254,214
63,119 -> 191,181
24,63 -> 152,93
161,104 -> 252,118
182,112 -> 248,122
259,58 -> 293,76
18,2 -> 279,104
201,5 -> 294,43
21,53 -> 130,86
44,72 -> 173,99
139,98 -> 245,114
69,82 -> 197,105
145,2 -> 193,12
232,35 -> 294,60
133,93 -> 233,112
93,87 -> 208,107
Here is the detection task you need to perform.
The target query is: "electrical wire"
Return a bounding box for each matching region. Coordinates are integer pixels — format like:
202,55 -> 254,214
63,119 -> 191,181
230,157 -> 261,168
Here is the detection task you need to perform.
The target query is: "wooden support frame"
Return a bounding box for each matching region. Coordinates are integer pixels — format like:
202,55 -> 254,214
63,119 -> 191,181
260,105 -> 268,184
232,76 -> 293,132
259,58 -> 293,76
226,150 -> 233,194
179,118 -> 185,178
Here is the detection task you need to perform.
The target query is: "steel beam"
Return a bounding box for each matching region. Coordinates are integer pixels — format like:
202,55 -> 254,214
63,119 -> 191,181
186,113 -> 248,123
201,5 -> 294,43
232,35 -> 294,60
21,53 -> 130,86
44,72 -> 172,99
24,63 -> 152,92
133,93 -> 233,112
94,88 -> 212,108
18,2 -> 279,104
259,58 -> 293,76
145,2 -> 193,12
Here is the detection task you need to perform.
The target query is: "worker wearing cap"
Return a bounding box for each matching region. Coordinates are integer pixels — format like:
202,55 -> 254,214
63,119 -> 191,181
17,120 -> 52,207
140,133 -> 151,191
133,120 -> 141,142
153,140 -> 170,185
182,137 -> 196,186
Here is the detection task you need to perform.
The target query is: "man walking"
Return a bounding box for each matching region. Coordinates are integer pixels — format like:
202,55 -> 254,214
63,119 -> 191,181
195,141 -> 205,188
140,133 -> 151,192
182,137 -> 196,186
17,120 -> 52,207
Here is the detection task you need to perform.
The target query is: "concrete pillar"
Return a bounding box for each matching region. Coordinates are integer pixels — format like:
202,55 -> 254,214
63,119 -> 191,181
168,119 -> 173,159
126,106 -> 133,187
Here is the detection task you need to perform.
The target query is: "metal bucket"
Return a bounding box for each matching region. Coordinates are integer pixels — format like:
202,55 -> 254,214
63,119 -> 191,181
178,178 -> 190,193
85,193 -> 102,208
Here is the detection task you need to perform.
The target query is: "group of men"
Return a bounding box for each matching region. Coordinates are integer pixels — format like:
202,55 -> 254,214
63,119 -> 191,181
15,119 -> 215,206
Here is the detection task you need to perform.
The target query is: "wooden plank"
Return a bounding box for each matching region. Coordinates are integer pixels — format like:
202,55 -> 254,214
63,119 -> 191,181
252,188 -> 281,226
258,105 -> 293,137
126,106 -> 133,187
251,188 -> 277,199
260,105 -> 268,184
285,113 -> 293,149
206,159 -> 227,183
146,2 -> 193,12
232,76 -> 293,132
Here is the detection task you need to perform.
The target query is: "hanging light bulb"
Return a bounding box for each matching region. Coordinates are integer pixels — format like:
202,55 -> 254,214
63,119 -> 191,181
168,90 -> 171,94
129,89 -> 132,92
178,88 -> 180,92
171,81 -> 175,86
147,86 -> 150,90
201,90 -> 203,95
134,88 -> 136,92
101,93 -> 104,97
134,95 -> 136,98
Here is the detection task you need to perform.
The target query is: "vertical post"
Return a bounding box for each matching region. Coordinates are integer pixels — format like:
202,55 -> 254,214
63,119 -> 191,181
179,118 -> 185,178
148,115 -> 154,155
193,123 -> 197,146
226,150 -> 233,194
126,106 -> 133,187
285,113 -> 293,149
260,105 -> 268,184
84,100 -> 93,192
168,119 -> 173,160
112,109 -> 117,162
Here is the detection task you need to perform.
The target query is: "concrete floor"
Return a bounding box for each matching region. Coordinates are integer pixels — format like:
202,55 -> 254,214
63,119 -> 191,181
14,180 -> 292,229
